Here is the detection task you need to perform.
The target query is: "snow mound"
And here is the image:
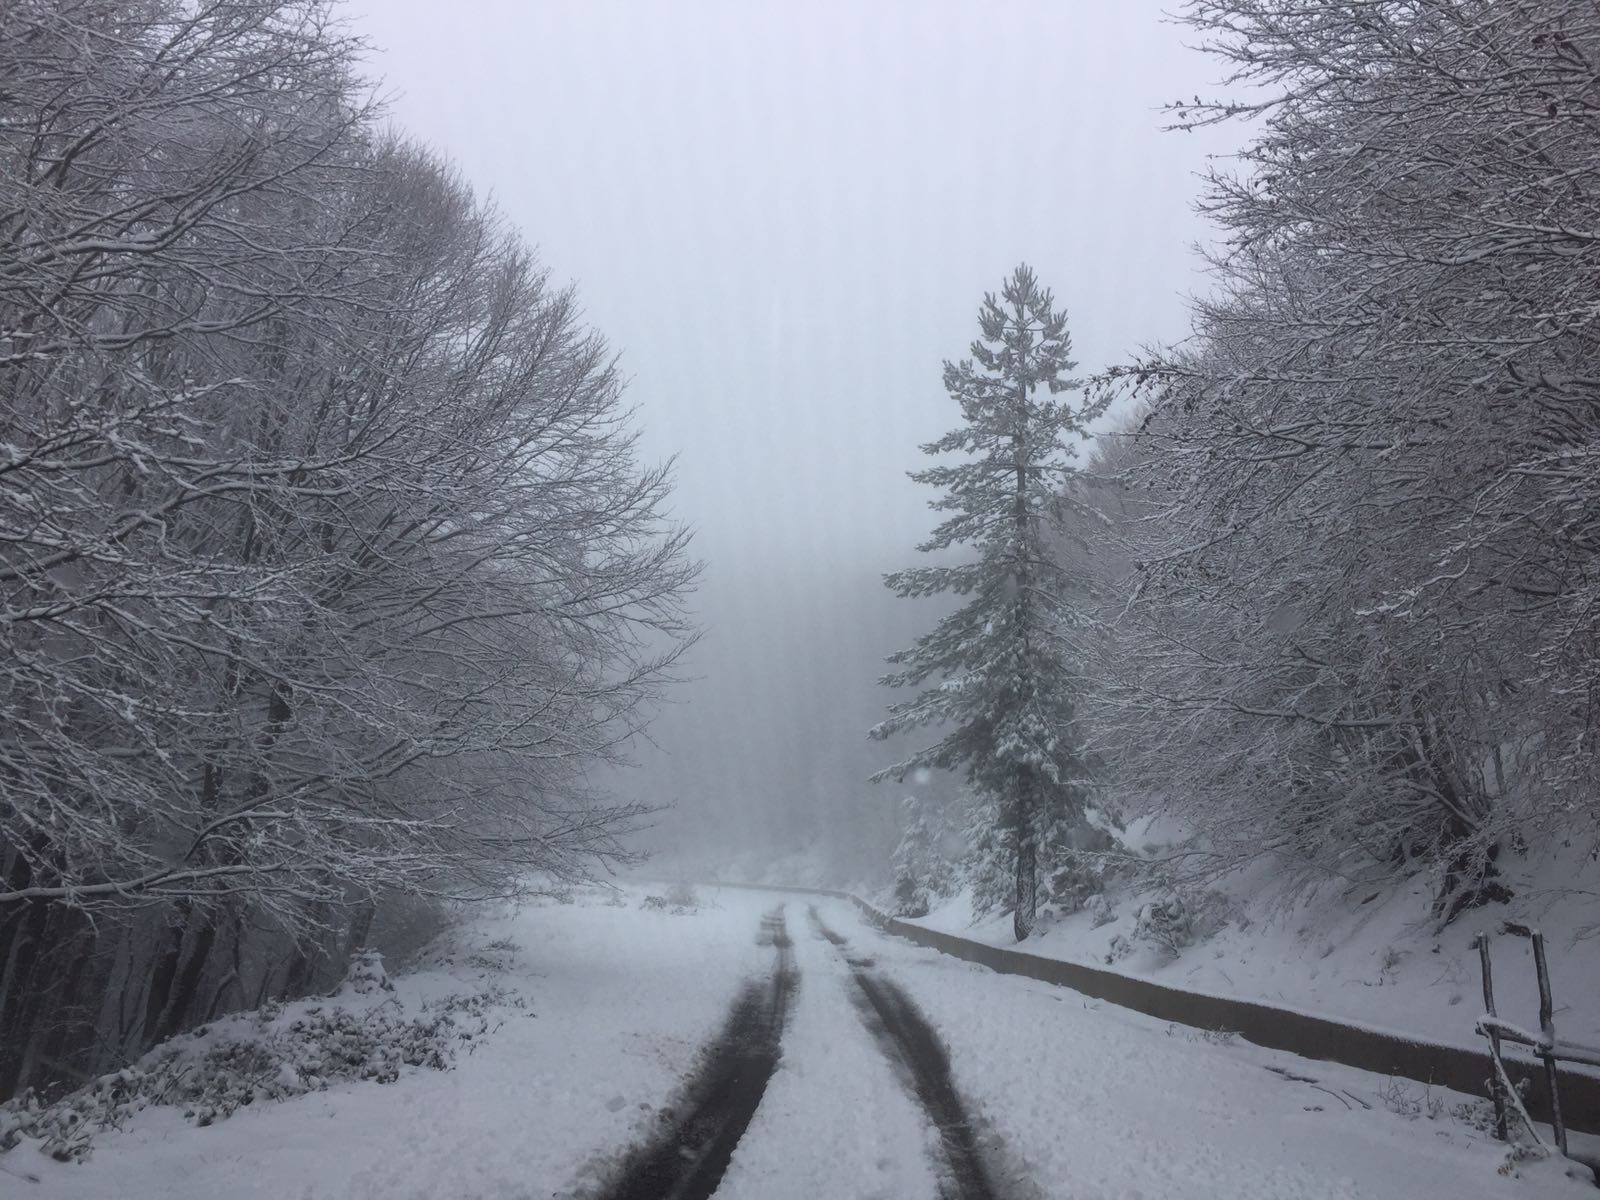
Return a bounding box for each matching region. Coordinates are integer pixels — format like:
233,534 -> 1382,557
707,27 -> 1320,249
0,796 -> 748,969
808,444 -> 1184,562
0,977 -> 518,1163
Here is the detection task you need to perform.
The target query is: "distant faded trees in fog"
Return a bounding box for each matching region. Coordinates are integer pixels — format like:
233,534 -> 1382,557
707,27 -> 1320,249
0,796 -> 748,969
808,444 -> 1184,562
0,0 -> 695,1097
880,0 -> 1600,934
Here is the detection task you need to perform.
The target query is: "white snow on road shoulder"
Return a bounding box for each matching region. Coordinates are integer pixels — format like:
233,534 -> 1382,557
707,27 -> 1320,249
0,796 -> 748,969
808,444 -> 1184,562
21,885 -> 773,1200
17,885 -> 1595,1200
817,896 -> 1593,1200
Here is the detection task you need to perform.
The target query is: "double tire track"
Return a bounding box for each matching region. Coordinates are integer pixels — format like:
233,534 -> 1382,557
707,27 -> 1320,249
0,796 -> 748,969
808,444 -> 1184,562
592,903 -> 1006,1200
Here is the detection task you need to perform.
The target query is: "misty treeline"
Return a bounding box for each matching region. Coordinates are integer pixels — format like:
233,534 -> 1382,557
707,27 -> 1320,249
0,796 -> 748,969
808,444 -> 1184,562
885,0 -> 1600,936
0,0 -> 694,1099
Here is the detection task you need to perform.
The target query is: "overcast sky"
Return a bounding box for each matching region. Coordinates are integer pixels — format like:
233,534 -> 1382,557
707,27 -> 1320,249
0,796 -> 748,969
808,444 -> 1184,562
345,0 -> 1241,872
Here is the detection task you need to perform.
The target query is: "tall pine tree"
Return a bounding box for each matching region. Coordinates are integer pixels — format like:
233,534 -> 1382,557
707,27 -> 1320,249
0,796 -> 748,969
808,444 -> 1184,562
871,265 -> 1105,940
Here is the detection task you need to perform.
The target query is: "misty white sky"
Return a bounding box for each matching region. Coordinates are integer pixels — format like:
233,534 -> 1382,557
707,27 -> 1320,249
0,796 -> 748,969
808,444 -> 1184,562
346,0 -> 1241,871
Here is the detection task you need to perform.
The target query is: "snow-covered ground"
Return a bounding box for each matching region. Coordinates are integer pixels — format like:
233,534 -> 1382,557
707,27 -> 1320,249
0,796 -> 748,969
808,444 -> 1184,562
16,885 -> 773,1200
818,896 -> 1593,1198
909,835 -> 1600,1055
12,883 -> 1593,1199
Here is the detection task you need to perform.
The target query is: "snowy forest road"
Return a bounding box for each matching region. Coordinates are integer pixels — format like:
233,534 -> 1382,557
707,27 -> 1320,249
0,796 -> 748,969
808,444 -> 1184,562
595,908 -> 799,1200
622,892 -> 1569,1200
21,886 -> 1585,1200
598,902 -> 1008,1200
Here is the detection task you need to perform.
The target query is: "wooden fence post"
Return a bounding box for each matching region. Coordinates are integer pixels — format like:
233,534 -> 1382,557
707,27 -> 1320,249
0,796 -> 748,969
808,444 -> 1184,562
1528,929 -> 1567,1156
1475,932 -> 1510,1141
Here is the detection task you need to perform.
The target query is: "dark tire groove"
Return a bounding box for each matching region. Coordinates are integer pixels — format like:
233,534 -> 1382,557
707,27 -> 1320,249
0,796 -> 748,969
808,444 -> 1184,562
808,906 -> 1002,1200
593,907 -> 796,1200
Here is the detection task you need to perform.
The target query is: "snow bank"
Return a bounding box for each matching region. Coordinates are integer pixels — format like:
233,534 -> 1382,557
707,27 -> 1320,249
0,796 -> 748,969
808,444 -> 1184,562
911,841 -> 1600,1057
15,884 -> 775,1200
820,896 -> 1597,1199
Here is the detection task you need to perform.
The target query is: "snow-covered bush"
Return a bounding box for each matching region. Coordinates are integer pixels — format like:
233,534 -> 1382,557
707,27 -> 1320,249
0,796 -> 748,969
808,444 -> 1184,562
1130,886 -> 1235,958
640,886 -> 698,914
1040,815 -> 1118,915
338,949 -> 395,996
1377,1078 -> 1444,1122
0,989 -> 515,1162
956,787 -> 1122,926
958,791 -> 1014,918
1133,893 -> 1194,955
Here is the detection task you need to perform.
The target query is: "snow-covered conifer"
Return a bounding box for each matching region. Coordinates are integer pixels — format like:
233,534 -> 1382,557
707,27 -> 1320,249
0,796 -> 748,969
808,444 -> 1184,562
872,266 -> 1106,940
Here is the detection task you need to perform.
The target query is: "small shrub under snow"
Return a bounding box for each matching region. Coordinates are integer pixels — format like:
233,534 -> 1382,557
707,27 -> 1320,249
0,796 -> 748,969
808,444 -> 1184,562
1105,933 -> 1134,964
0,954 -> 519,1163
1128,886 -> 1236,958
641,883 -> 699,914
1134,892 -> 1196,955
339,947 -> 396,995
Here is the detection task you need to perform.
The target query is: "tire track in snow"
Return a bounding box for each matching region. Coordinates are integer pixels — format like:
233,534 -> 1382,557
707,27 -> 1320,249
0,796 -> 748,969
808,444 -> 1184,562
808,906 -> 1006,1200
712,902 -> 946,1199
592,907 -> 797,1200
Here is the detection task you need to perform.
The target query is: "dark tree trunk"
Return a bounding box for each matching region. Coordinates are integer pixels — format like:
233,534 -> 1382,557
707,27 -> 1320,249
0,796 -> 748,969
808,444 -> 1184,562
284,946 -> 316,999
1013,831 -> 1037,941
0,897 -> 51,1100
344,900 -> 376,958
35,927 -> 97,1092
205,910 -> 250,1021
141,912 -> 187,1050
154,917 -> 218,1044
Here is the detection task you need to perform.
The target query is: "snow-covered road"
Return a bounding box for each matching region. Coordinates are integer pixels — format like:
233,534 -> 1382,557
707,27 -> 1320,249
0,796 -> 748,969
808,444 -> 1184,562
808,897 -> 1575,1199
18,885 -> 1590,1199
710,905 -> 948,1200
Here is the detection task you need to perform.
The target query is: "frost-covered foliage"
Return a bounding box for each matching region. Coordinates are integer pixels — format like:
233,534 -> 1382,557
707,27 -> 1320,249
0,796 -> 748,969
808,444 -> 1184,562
1085,893 -> 1117,929
339,950 -> 396,997
1096,878 -> 1242,963
0,0 -> 695,1101
641,883 -> 700,914
1039,813 -> 1118,916
0,984 -> 515,1162
890,795 -> 961,917
957,789 -> 1118,924
958,791 -> 1015,920
1131,893 -> 1196,958
1082,0 -> 1600,916
872,267 -> 1109,940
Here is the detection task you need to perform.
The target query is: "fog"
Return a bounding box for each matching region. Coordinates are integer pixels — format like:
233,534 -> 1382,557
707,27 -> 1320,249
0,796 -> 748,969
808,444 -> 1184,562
347,1 -> 1240,880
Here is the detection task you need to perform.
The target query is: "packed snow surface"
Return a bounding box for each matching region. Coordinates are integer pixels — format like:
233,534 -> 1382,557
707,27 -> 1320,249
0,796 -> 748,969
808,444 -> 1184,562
13,884 -> 1593,1198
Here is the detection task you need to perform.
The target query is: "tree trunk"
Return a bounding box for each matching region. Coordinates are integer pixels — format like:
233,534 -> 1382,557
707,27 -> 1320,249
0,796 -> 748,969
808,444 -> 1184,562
0,897 -> 51,1099
141,911 -> 187,1049
36,927 -> 97,1091
154,917 -> 218,1044
284,945 -> 317,999
1013,830 -> 1037,941
343,900 -> 377,961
